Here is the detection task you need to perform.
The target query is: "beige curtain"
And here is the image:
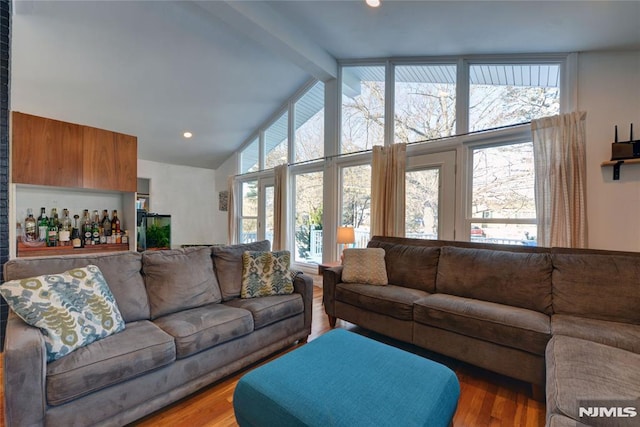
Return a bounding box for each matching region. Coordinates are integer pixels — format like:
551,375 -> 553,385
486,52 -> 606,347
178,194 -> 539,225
273,164 -> 289,251
227,175 -> 238,245
370,143 -> 407,237
532,111 -> 587,248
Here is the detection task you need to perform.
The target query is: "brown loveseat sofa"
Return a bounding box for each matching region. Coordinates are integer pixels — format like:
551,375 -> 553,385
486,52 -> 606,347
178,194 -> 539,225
323,236 -> 640,426
3,241 -> 313,427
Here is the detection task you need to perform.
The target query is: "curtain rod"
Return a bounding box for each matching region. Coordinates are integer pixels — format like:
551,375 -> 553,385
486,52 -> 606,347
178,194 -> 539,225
234,120 -> 531,178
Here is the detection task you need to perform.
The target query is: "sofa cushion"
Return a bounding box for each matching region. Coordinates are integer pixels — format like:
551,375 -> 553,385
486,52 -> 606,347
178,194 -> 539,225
3,251 -> 150,322
341,248 -> 388,285
224,294 -> 304,330
367,240 -> 440,292
143,247 -> 222,319
241,250 -> 294,298
46,320 -> 175,406
436,246 -> 553,314
0,265 -> 126,362
153,303 -> 253,359
414,294 -> 551,355
335,283 -> 429,321
551,314 -> 640,354
212,240 -> 271,301
552,251 -> 640,324
546,335 -> 640,425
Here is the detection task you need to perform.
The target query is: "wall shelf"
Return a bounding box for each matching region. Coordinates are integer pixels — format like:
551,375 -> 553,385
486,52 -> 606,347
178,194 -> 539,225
601,158 -> 640,180
17,242 -> 130,258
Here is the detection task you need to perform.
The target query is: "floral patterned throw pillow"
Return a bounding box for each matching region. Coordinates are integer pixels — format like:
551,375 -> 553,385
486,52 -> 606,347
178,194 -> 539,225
0,265 -> 125,362
241,251 -> 295,298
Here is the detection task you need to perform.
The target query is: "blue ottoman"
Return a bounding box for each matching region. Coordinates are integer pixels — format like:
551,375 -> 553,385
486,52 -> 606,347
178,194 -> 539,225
233,329 -> 460,427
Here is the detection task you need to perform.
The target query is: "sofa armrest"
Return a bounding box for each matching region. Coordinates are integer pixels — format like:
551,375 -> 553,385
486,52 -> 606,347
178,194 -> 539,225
4,314 -> 47,427
322,266 -> 343,318
293,273 -> 314,335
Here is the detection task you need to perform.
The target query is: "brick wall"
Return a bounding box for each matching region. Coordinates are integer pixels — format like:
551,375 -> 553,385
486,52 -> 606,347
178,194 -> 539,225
0,0 -> 10,351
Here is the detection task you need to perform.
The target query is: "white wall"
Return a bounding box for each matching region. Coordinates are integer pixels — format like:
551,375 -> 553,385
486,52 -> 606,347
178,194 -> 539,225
579,50 -> 640,251
138,159 -> 220,247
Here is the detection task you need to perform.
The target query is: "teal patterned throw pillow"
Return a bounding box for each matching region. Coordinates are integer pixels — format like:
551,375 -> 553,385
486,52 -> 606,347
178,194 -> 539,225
0,265 -> 125,362
241,251 -> 295,298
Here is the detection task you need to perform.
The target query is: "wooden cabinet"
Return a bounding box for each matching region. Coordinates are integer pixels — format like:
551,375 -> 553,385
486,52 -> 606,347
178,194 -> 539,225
11,111 -> 137,192
12,112 -> 84,187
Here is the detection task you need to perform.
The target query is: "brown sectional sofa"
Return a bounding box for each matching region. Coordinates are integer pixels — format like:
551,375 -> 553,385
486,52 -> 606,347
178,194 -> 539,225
3,241 -> 313,427
323,236 -> 640,426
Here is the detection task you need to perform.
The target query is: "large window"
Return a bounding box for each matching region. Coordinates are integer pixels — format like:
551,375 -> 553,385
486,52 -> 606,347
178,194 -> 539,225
395,64 -> 457,143
240,181 -> 258,243
469,63 -> 560,132
341,164 -> 371,248
240,138 -> 259,174
341,65 -> 385,154
294,171 -> 323,264
265,111 -> 288,169
406,168 -> 440,239
470,142 -> 537,245
295,82 -> 324,163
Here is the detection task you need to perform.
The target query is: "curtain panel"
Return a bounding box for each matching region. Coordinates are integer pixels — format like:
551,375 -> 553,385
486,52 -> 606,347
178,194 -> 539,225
532,111 -> 588,248
371,143 -> 407,237
273,164 -> 289,251
227,175 -> 238,245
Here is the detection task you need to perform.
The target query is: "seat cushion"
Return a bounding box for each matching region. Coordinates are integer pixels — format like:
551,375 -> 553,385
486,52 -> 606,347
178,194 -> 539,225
46,320 -> 175,406
153,303 -> 253,359
143,247 -> 222,319
224,294 -> 303,330
414,294 -> 551,355
546,335 -> 640,424
335,283 -> 429,321
552,314 -> 640,354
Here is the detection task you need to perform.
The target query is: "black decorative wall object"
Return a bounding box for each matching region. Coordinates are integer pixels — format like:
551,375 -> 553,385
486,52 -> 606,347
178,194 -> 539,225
0,0 -> 10,351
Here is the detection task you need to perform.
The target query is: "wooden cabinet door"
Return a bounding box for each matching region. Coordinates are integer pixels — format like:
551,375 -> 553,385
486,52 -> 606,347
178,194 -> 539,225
12,112 -> 83,187
82,126 -> 137,192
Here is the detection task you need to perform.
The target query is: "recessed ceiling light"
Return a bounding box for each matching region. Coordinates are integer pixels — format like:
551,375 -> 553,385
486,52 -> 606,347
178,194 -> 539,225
366,0 -> 381,7
183,131 -> 193,139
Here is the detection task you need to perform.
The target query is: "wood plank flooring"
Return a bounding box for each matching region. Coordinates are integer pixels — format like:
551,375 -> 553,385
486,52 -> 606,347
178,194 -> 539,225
0,280 -> 546,427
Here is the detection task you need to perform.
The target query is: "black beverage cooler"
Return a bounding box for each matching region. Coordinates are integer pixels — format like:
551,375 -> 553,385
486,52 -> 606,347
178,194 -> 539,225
137,211 -> 171,251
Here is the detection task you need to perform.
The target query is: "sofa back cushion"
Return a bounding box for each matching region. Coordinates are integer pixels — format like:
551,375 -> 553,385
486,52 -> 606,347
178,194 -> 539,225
552,250 -> 640,324
367,240 -> 439,292
3,252 -> 150,322
143,247 -> 222,319
436,246 -> 553,314
212,240 -> 271,301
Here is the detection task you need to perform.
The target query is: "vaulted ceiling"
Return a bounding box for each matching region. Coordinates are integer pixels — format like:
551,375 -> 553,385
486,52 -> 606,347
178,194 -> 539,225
10,1 -> 640,169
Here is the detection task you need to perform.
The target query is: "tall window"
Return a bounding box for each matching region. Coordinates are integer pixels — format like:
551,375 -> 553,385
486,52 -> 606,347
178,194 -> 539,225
471,142 -> 537,245
295,82 -> 324,162
240,181 -> 258,243
341,164 -> 371,248
265,111 -> 288,169
469,63 -> 560,132
406,168 -> 440,239
394,64 -> 457,143
341,65 -> 385,154
240,138 -> 259,174
294,171 -> 323,264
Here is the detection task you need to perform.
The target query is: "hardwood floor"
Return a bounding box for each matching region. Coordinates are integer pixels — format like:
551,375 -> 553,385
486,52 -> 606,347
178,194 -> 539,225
0,280 -> 546,427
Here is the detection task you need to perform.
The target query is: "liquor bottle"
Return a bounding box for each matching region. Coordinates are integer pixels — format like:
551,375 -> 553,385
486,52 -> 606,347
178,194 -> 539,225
83,209 -> 93,247
47,217 -> 59,247
101,210 -> 111,243
111,210 -> 121,244
37,207 -> 48,242
92,210 -> 101,245
24,208 -> 37,242
50,208 -> 59,228
58,209 -> 71,246
71,214 -> 82,248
